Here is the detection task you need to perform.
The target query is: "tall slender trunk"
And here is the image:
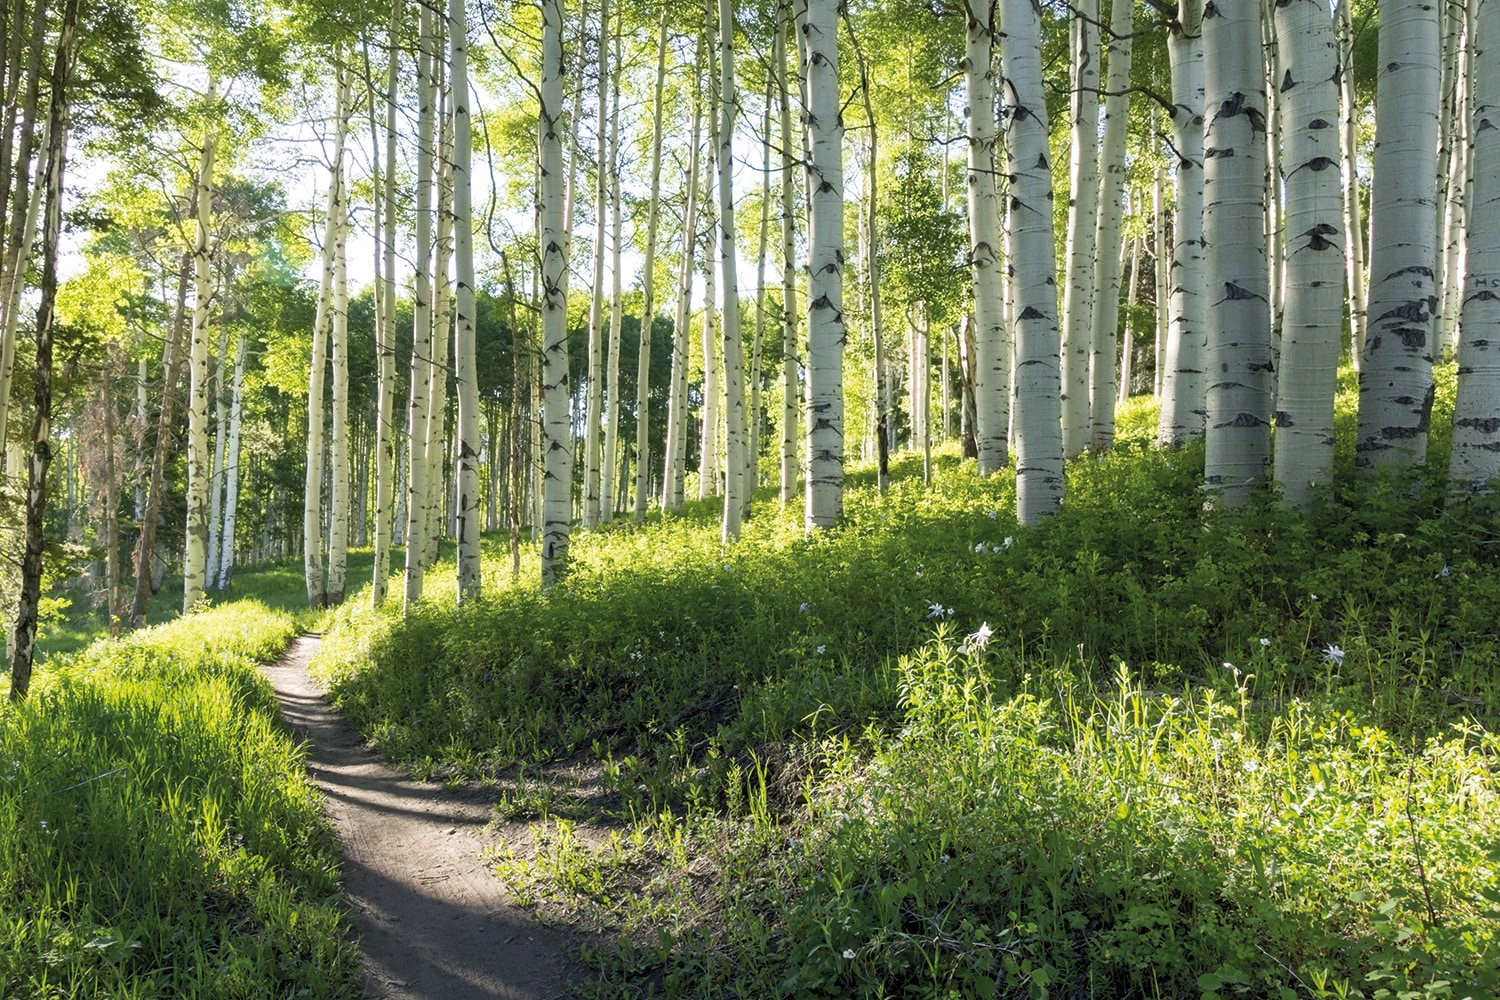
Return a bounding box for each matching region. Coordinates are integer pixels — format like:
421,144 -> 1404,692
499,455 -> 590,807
327,69 -> 353,606
635,12 -> 669,523
132,256 -> 189,625
1338,0 -> 1368,363
1087,0 -> 1133,450
747,79 -> 772,504
452,0 -> 480,601
1158,1 -> 1207,448
801,0 -> 844,530
1449,0 -> 1500,492
846,13 -> 888,491
539,0 -> 573,587
583,0 -> 609,529
218,330 -> 245,590
663,55 -> 702,512
1272,0 -> 1343,506
184,74 -> 218,613
698,168 -> 720,501
426,39 -> 452,571
1356,0 -> 1441,470
1119,234 -> 1141,404
602,26 -> 625,525
206,285 -> 229,589
372,0 -> 400,608
1202,1 -> 1272,505
1152,157 -> 1168,397
777,5 -> 799,508
99,350 -> 121,635
718,0 -> 747,540
1001,0 -> 1063,526
965,0 -> 1007,476
405,9 -> 437,607
1061,0 -> 1101,457
9,0 -> 76,700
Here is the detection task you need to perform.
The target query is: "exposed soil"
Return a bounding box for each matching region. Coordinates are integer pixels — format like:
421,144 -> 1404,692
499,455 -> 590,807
260,634 -> 590,1000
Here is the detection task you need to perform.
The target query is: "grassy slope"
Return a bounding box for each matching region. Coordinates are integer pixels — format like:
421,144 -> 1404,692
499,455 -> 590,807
0,604 -> 360,999
312,391 -> 1500,999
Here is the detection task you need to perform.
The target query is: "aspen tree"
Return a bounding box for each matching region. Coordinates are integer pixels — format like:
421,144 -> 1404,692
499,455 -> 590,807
372,0 -> 401,608
1356,0 -> 1441,470
663,54 -> 702,512
718,0 -> 748,540
452,0 -> 481,601
801,0 -> 844,529
539,0 -> 573,588
777,4 -> 799,508
846,13 -> 888,491
327,72 -> 353,606
1157,0 -> 1207,448
602,25 -> 624,525
404,7 -> 437,608
1450,0 -> 1500,492
426,41 -> 452,570
206,289 -> 229,589
635,11 -> 669,523
1201,1 -> 1273,505
184,74 -> 218,613
1061,0 -> 1101,458
1087,0 -> 1134,450
1272,0 -> 1343,506
218,330 -> 245,590
132,259 -> 188,625
963,0 -> 1006,475
1337,0 -> 1368,362
584,0 -> 609,529
1001,0 -> 1063,526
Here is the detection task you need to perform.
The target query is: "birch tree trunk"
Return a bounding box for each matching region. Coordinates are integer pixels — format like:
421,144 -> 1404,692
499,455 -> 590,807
698,179 -> 720,501
802,0 -> 844,529
9,0 -> 75,699
425,50 -> 452,570
964,0 -> 1007,475
1001,0 -> 1063,526
1201,1 -> 1273,506
1272,0 -> 1343,506
1061,0 -> 1101,458
184,75 -> 218,614
602,25 -> 624,525
1338,0 -> 1368,363
132,256 -> 188,625
583,0 -> 609,529
846,16 -> 888,491
218,330 -> 245,590
452,0 -> 481,601
372,0 -> 401,608
777,5 -> 799,508
539,0 -> 573,587
1356,0 -> 1441,470
404,8 -> 437,607
327,70 -> 352,607
1450,0 -> 1500,492
663,56 -> 702,512
635,11 -> 669,523
1157,0 -> 1207,448
1087,0 -> 1133,450
718,0 -> 748,540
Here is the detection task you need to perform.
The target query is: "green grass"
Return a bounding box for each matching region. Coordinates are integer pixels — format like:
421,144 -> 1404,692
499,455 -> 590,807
0,603 -> 360,999
311,385 -> 1500,998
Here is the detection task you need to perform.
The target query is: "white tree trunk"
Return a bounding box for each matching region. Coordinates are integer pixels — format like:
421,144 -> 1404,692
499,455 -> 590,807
404,10 -> 436,608
1356,0 -> 1441,470
801,0 -> 843,529
601,26 -> 624,525
635,11 -> 669,523
1450,0 -> 1500,492
184,75 -> 218,613
1061,0 -> 1101,457
1157,0 -> 1207,448
372,0 -> 401,608
1088,0 -> 1133,450
1001,0 -> 1064,526
583,0 -> 609,529
328,79 -> 352,606
426,48 -> 452,570
539,0 -> 573,587
777,7 -> 799,508
964,0 -> 1007,475
206,311 -> 228,590
718,0 -> 747,540
452,0 -> 480,601
1272,0 -> 1344,506
698,184 -> 720,500
0,125 -> 44,481
1202,2 -> 1273,505
663,57 -> 701,512
1338,0 -> 1369,364
217,330 -> 245,590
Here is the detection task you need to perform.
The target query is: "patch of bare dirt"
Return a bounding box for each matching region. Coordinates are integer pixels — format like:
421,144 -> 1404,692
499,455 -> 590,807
260,634 -> 593,1000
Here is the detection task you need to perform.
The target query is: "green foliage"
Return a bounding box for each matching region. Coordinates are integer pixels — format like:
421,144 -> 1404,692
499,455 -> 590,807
0,604 -> 359,998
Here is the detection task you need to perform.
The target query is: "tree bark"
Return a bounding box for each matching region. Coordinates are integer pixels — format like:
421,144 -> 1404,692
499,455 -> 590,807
405,9 -> 437,607
372,0 -> 401,608
183,75 -> 218,613
964,0 -> 1007,476
218,330 -> 245,590
635,11 -> 669,523
1061,0 -> 1101,458
539,0 -> 573,588
717,0 -> 748,540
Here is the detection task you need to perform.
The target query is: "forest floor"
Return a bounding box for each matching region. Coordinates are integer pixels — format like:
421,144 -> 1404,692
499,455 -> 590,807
260,634 -> 589,1000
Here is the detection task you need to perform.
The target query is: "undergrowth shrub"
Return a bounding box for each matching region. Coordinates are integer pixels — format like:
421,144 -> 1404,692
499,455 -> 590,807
0,603 -> 358,999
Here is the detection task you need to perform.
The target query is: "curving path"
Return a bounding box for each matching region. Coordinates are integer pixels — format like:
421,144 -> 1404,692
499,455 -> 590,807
261,635 -> 586,1000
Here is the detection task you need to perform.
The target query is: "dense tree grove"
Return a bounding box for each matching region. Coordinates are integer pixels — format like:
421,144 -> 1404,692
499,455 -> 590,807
2,0 -> 1497,693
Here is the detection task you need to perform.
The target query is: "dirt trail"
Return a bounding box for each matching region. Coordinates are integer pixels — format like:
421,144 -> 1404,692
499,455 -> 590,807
260,634 -> 586,1000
